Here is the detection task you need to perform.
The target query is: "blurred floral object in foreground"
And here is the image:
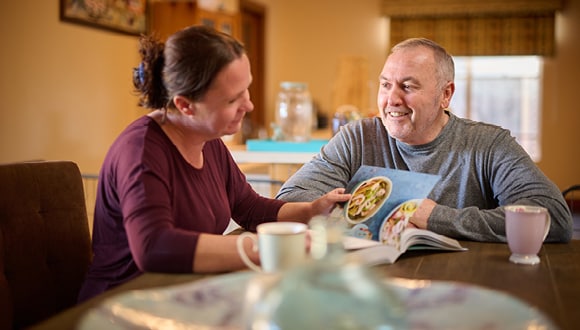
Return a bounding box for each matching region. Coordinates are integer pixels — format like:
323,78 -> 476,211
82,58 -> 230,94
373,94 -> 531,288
242,212 -> 407,329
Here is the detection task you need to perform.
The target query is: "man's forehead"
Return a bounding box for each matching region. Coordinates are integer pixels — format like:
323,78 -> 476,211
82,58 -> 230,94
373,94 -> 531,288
383,49 -> 435,74
390,47 -> 433,63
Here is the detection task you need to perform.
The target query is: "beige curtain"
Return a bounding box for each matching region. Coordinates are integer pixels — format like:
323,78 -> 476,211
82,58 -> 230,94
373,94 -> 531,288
382,0 -> 563,56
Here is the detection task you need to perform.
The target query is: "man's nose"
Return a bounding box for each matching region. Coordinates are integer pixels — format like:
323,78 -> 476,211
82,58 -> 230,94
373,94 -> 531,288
387,88 -> 403,107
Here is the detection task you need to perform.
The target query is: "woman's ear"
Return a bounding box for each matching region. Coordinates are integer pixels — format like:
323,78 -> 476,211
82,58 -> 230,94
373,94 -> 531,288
173,95 -> 195,115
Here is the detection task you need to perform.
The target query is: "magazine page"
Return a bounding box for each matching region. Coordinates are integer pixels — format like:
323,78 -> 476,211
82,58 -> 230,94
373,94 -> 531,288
344,233 -> 467,266
400,228 -> 467,251
346,244 -> 403,265
344,229 -> 466,265
338,166 -> 468,265
342,221 -> 466,252
343,165 -> 440,244
342,235 -> 381,250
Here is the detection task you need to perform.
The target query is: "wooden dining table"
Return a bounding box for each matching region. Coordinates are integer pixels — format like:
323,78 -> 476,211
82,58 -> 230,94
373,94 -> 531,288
31,240 -> 580,330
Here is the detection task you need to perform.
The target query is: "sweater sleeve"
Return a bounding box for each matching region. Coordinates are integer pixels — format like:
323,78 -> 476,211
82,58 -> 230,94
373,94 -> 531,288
428,130 -> 573,243
276,118 -> 388,202
116,140 -> 199,273
275,136 -> 350,202
221,143 -> 286,231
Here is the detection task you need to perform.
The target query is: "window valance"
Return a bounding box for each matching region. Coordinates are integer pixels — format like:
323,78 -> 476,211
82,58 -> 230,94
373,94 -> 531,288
382,0 -> 564,56
381,0 -> 563,18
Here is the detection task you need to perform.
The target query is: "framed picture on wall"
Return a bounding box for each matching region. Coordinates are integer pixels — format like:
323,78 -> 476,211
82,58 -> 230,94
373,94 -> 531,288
60,0 -> 148,36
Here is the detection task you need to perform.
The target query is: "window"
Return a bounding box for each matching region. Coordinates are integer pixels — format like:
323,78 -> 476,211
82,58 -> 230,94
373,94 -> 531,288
449,56 -> 542,161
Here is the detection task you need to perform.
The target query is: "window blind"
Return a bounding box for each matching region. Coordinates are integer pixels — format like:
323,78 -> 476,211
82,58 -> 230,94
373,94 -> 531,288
382,0 -> 563,56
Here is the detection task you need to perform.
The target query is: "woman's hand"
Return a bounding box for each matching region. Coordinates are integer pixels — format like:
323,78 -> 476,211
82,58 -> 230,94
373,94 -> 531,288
277,188 -> 351,223
311,188 -> 352,216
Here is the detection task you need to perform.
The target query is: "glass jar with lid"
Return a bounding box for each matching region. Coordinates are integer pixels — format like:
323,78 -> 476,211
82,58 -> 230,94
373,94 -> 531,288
275,81 -> 313,142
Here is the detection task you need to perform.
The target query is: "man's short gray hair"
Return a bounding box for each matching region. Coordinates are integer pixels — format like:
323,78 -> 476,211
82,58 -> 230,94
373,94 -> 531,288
391,38 -> 455,90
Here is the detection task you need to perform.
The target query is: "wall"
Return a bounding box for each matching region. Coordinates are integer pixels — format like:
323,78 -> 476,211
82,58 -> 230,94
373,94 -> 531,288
0,1 -> 141,174
254,0 -> 388,124
539,0 -> 580,190
0,0 -> 578,191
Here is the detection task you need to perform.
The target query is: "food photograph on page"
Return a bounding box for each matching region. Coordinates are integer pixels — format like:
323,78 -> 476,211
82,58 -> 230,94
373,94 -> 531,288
346,175 -> 392,225
379,199 -> 422,249
340,166 -> 466,265
343,165 -> 440,243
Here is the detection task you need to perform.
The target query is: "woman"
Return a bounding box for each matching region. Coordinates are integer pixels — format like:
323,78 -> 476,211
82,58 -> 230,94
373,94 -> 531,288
78,25 -> 350,302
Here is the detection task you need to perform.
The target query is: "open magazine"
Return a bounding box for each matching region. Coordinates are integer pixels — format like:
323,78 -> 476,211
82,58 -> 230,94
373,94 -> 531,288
339,165 -> 467,265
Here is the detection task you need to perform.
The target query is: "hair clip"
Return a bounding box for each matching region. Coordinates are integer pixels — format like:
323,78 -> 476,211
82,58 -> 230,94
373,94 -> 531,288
133,62 -> 145,85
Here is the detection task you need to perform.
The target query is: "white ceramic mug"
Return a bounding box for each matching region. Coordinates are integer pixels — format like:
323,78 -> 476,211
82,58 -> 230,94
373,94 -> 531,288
505,205 -> 551,265
237,222 -> 307,273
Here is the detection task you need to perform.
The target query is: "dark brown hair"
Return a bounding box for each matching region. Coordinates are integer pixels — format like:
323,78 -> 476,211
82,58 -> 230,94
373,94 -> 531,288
133,25 -> 246,110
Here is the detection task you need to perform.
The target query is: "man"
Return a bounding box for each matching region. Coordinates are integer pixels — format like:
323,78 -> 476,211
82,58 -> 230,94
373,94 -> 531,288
276,38 -> 572,243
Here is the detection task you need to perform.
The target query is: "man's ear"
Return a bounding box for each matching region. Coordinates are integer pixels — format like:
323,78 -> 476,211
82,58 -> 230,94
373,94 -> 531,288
173,95 -> 195,115
441,81 -> 455,109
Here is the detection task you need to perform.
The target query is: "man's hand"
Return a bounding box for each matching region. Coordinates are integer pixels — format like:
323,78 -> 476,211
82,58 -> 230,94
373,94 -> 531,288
408,198 -> 436,229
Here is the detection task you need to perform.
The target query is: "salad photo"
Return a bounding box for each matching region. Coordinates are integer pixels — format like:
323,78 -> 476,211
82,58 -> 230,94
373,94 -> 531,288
345,176 -> 392,224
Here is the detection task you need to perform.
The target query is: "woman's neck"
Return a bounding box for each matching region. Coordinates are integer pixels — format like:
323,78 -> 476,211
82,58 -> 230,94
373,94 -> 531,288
149,110 -> 205,168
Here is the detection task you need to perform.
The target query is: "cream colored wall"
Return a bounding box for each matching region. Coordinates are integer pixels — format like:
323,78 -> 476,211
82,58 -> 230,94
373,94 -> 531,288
254,0 -> 388,125
0,0 -> 386,175
0,1 -> 141,174
0,0 -> 578,191
539,0 -> 580,190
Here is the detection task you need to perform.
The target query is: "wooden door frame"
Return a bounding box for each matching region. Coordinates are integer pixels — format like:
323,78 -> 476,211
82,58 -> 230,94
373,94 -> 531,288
240,0 -> 266,140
